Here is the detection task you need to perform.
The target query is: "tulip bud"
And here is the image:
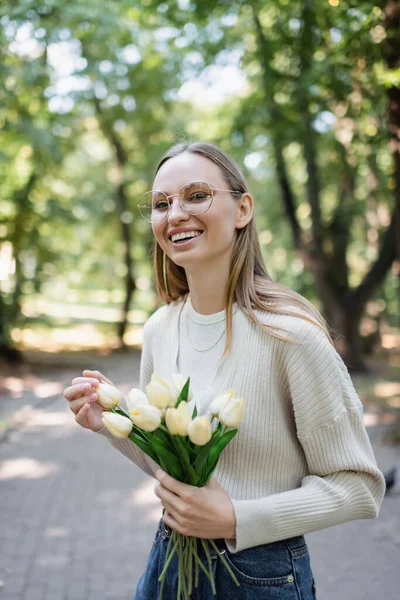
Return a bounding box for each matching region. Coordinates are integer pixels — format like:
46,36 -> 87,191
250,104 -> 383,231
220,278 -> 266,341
219,397 -> 244,428
129,405 -> 162,432
97,382 -> 124,409
209,389 -> 236,417
145,374 -> 172,409
102,413 -> 133,438
126,388 -> 149,411
166,373 -> 193,407
165,401 -> 192,436
188,416 -> 212,446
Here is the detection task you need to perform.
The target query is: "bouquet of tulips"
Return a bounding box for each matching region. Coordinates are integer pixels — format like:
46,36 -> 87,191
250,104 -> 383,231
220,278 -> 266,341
97,373 -> 244,600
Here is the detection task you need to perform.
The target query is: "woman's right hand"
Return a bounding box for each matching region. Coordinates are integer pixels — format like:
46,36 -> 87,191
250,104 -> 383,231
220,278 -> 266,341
63,370 -> 114,432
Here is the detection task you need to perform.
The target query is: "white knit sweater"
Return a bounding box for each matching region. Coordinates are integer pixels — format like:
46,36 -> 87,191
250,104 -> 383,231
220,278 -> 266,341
96,297 -> 386,553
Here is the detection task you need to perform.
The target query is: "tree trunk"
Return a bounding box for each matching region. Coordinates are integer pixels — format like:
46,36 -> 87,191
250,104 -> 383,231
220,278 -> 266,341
0,292 -> 22,363
116,183 -> 136,345
93,99 -> 136,348
252,0 -> 398,371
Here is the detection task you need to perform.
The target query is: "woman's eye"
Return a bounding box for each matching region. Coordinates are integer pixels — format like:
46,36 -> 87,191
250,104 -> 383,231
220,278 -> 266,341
154,201 -> 169,210
189,193 -> 209,202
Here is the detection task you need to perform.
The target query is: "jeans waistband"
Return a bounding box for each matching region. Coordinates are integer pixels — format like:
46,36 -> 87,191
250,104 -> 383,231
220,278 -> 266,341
157,517 -> 307,555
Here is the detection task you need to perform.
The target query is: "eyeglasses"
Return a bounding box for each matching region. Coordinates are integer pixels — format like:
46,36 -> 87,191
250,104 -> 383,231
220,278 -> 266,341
137,181 -> 243,223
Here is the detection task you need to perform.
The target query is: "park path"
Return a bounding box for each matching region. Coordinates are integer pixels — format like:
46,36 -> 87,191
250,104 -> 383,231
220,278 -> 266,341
0,350 -> 399,600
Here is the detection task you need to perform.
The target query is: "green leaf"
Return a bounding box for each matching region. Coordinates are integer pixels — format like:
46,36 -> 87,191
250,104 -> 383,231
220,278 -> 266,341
175,377 -> 190,407
149,435 -> 184,480
192,403 -> 197,419
128,431 -> 159,464
152,426 -> 176,453
193,436 -> 217,477
170,435 -> 199,485
200,429 -> 238,485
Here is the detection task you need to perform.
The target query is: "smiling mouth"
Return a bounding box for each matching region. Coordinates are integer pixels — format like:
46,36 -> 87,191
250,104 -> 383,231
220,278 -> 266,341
169,231 -> 204,244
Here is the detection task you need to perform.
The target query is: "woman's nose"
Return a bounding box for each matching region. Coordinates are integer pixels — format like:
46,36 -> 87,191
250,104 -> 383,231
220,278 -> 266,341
167,197 -> 189,222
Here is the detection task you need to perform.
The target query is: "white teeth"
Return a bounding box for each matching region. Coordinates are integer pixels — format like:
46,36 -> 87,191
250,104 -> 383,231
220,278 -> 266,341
171,231 -> 202,242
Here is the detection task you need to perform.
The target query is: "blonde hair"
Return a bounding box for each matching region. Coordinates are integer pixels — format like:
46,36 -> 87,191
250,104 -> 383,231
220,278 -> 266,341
152,141 -> 334,358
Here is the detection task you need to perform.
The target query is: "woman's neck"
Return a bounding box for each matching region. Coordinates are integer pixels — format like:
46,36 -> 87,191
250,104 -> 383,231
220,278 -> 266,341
186,266 -> 229,315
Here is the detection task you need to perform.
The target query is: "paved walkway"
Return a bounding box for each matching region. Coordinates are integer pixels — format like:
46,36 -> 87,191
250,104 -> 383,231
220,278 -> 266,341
0,351 -> 399,599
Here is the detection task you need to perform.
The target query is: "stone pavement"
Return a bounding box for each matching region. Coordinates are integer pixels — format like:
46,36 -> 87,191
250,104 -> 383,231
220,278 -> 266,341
0,351 -> 399,600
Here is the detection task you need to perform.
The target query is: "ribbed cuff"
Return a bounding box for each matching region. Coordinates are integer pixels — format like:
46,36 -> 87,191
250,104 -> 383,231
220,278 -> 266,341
95,425 -> 117,440
224,496 -> 277,553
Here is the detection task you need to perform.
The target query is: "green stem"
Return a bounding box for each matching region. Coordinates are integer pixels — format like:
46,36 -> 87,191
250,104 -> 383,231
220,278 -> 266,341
187,537 -> 193,596
176,534 -> 182,600
191,546 -> 216,589
177,533 -> 188,600
158,534 -> 179,582
158,572 -> 166,600
200,539 -> 216,595
194,537 -> 199,589
208,540 -> 240,587
159,531 -> 174,584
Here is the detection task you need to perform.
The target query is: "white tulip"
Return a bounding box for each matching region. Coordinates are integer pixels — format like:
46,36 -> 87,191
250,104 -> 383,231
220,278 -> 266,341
102,413 -> 133,438
129,405 -> 162,432
219,397 -> 244,428
209,389 -> 236,417
188,416 -> 212,446
166,373 -> 193,407
145,374 -> 172,409
97,382 -> 124,409
165,401 -> 192,436
126,388 -> 149,411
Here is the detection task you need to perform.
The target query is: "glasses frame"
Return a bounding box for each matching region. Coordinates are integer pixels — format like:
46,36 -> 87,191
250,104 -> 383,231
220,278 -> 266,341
137,180 -> 243,223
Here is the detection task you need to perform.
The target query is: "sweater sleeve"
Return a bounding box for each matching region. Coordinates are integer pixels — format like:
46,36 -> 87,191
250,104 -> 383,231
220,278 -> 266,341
94,318 -> 159,478
226,319 -> 386,553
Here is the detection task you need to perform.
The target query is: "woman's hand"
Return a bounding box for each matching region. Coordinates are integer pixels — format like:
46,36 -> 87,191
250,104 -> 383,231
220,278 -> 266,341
63,370 -> 113,432
154,470 -> 236,540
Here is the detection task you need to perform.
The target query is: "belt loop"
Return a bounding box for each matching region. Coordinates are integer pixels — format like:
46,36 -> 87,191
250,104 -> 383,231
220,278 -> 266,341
161,508 -> 171,540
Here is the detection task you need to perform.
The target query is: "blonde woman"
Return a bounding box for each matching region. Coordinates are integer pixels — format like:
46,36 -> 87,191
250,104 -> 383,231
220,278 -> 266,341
63,141 -> 385,599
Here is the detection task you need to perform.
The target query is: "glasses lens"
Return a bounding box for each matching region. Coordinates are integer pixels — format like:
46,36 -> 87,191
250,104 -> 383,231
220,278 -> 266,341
181,182 -> 213,215
138,191 -> 168,223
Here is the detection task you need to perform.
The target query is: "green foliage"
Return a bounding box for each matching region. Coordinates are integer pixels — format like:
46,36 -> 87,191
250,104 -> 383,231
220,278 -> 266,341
0,0 -> 397,355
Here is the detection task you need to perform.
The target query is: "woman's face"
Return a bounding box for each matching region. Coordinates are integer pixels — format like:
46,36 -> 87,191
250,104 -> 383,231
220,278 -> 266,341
151,152 -> 248,272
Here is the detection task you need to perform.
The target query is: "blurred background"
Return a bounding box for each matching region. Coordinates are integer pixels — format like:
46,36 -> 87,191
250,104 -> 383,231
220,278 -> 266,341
0,1 -> 399,599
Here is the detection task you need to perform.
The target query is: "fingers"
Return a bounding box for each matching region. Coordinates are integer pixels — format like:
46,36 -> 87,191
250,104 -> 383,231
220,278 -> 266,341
69,394 -> 99,415
75,403 -> 91,428
64,382 -> 91,401
72,377 -> 100,386
82,370 -> 113,385
162,510 -> 183,535
155,484 -> 185,515
155,470 -> 194,500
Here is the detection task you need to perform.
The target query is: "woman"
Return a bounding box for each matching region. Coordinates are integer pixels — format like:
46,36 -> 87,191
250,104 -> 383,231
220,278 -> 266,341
63,141 -> 386,599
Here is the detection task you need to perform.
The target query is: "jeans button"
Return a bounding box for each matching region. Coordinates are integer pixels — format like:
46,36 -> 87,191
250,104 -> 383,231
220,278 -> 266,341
287,575 -> 294,583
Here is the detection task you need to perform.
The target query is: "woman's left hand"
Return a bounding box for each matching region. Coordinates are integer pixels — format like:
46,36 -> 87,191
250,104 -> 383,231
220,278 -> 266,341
154,469 -> 236,540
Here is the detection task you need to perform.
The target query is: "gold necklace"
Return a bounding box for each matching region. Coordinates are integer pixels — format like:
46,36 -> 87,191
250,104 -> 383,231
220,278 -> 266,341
185,305 -> 238,352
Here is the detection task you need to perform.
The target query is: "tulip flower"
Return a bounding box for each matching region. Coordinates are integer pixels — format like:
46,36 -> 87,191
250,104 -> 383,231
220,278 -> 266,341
129,405 -> 162,432
209,389 -> 236,417
126,388 -> 149,411
145,374 -> 172,409
102,412 -> 133,438
166,373 -> 193,406
188,416 -> 212,446
165,401 -> 192,436
97,382 -> 124,409
219,397 -> 244,428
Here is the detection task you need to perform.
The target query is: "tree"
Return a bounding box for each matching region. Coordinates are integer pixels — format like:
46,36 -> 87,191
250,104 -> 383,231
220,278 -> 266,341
168,0 -> 398,369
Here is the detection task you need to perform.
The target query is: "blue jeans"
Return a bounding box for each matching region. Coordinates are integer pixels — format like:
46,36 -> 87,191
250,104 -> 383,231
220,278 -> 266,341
134,519 -> 318,599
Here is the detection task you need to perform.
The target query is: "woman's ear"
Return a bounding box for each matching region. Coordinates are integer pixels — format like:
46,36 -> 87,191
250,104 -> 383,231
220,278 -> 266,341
236,193 -> 254,229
